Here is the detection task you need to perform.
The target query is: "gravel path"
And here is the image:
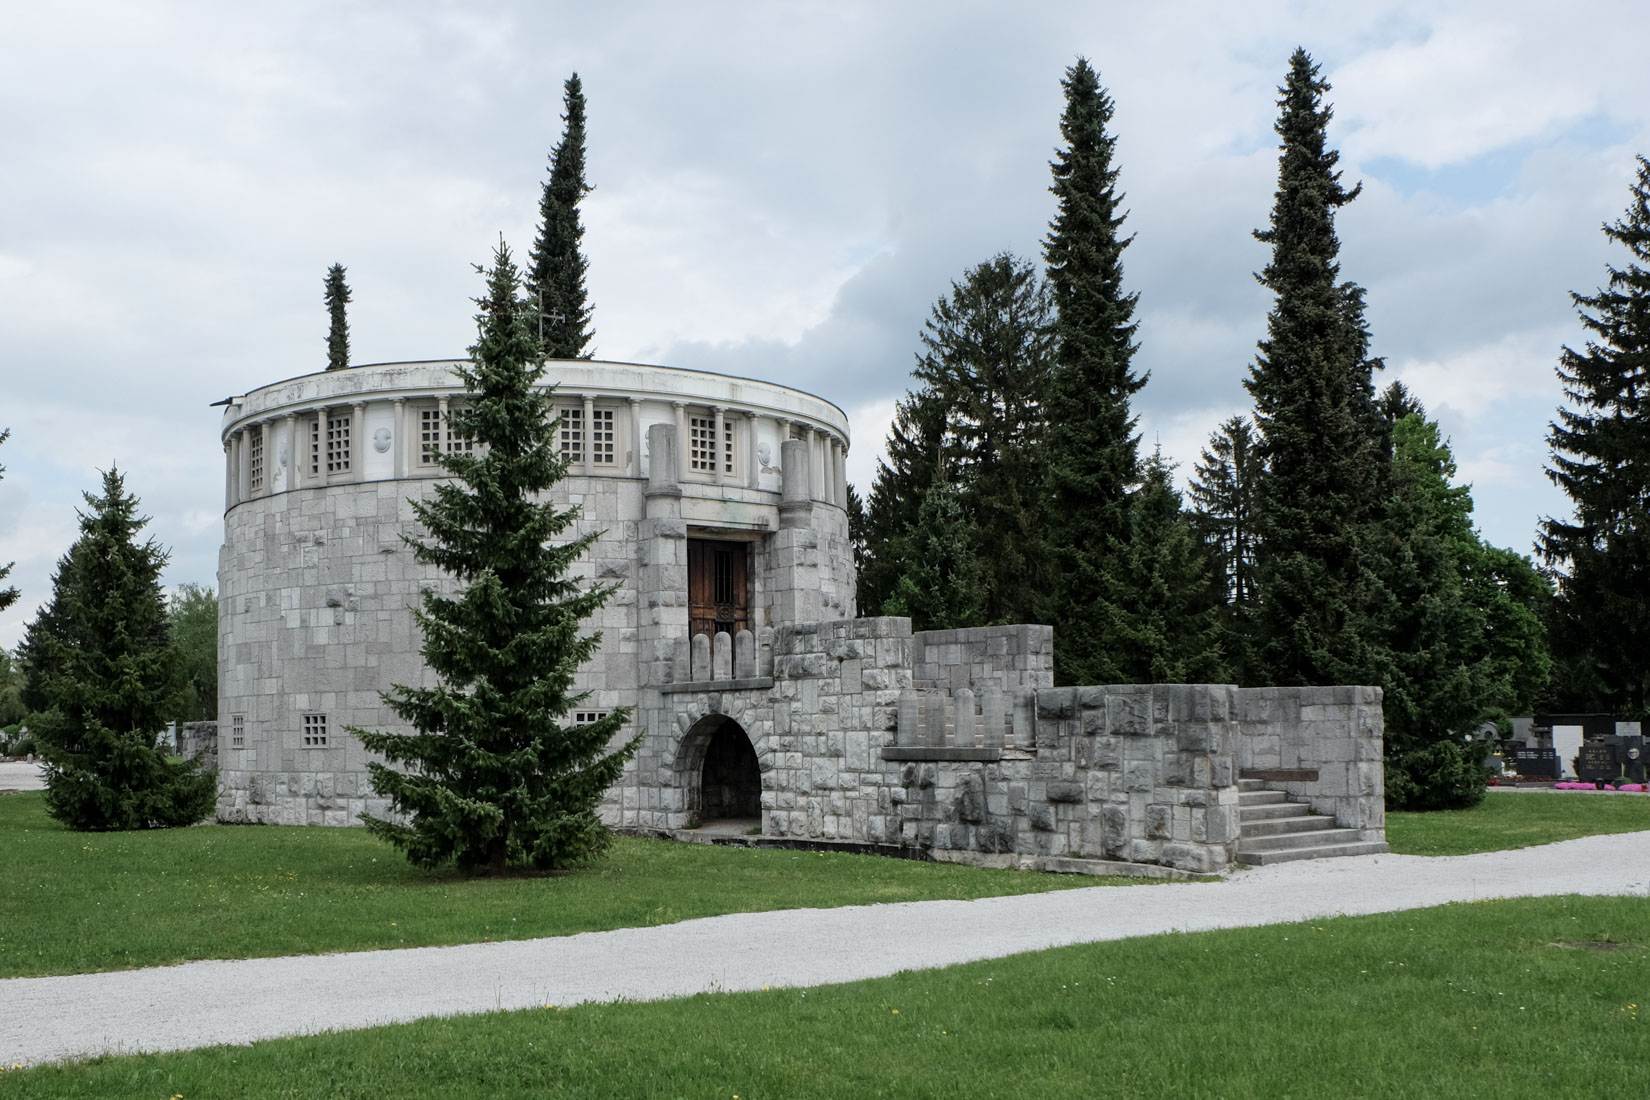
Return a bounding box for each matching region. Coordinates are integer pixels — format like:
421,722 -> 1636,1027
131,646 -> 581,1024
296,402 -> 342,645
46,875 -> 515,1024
6,831 -> 1647,1068
0,761 -> 46,791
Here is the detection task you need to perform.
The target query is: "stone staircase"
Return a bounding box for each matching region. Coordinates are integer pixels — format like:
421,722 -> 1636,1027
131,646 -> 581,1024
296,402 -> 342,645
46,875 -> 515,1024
1236,778 -> 1389,865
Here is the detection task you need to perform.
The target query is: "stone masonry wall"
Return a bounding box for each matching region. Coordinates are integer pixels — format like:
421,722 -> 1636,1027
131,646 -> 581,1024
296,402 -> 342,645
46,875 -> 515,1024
217,475 -> 644,825
1237,685 -> 1385,838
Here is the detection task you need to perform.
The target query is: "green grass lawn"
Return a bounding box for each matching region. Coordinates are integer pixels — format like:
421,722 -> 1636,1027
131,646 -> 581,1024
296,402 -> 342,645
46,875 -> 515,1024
5,785 -> 1647,983
0,792 -> 1105,979
5,895 -> 1645,1099
1387,789 -> 1650,856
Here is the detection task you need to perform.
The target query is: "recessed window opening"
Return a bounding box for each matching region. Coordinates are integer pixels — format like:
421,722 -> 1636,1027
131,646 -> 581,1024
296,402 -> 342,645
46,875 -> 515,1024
231,713 -> 245,748
301,713 -> 329,747
591,408 -> 615,464
325,415 -> 351,473
247,432 -> 264,492
559,406 -> 583,462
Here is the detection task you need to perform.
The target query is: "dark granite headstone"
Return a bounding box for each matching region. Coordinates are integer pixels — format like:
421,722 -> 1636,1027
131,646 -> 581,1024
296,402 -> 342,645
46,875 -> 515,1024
1576,743 -> 1619,783
1512,747 -> 1558,779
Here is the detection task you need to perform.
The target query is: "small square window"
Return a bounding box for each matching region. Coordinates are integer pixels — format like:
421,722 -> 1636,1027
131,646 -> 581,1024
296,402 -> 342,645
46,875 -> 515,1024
231,713 -> 245,749
301,713 -> 329,747
573,710 -> 609,727
559,406 -> 584,462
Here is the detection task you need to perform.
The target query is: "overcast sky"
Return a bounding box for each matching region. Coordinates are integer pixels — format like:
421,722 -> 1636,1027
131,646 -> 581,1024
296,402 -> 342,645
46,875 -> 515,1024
4,0 -> 1648,648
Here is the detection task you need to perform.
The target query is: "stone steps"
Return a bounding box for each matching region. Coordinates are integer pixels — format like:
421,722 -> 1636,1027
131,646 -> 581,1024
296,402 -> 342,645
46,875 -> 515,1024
1235,778 -> 1388,866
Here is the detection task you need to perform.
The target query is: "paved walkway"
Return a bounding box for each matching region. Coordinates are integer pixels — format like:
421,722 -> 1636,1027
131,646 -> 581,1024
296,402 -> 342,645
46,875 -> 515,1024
0,760 -> 46,791
5,830 -> 1647,1067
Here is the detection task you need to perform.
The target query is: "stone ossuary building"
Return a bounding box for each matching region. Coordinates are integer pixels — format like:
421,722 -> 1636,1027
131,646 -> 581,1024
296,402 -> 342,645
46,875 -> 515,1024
217,358 -> 1387,873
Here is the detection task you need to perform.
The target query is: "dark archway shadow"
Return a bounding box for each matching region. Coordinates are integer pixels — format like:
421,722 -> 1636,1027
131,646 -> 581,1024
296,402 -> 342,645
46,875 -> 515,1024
677,714 -> 761,830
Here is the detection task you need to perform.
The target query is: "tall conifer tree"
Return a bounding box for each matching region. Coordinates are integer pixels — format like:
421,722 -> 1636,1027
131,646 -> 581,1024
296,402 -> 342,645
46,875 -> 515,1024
21,470 -> 214,830
1540,155 -> 1650,718
356,241 -> 636,874
1188,415 -> 1259,612
1244,48 -> 1387,689
1380,402 -> 1549,808
1104,453 -> 1228,683
324,263 -> 351,371
861,255 -> 1051,625
527,73 -> 596,359
860,382 -> 950,613
1040,58 -> 1146,685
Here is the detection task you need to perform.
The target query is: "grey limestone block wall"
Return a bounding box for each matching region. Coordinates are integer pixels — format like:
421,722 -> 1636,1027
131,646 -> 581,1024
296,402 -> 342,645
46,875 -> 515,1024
181,721 -> 218,767
910,624 -> 1053,692
623,615 -> 1249,874
217,475 -> 645,825
888,683 -> 1241,874
1237,685 -> 1385,837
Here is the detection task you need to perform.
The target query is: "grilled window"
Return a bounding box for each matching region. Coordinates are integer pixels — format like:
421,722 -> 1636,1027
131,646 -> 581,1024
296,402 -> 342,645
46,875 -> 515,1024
301,712 -> 328,747
590,408 -> 615,464
247,431 -> 264,492
559,406 -> 583,462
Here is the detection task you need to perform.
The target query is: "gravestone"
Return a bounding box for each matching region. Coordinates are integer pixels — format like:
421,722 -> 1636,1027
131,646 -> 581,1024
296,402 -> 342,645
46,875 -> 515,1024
1512,746 -> 1558,780
1576,743 -> 1618,783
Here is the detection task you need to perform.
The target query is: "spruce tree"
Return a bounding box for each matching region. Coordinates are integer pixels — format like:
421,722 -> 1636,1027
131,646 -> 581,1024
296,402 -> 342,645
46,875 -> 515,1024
1103,453 -> 1229,683
860,383 -> 951,613
1381,409 -> 1550,808
0,429 -> 16,613
1539,155 -> 1650,719
879,480 -> 988,631
1188,415 -> 1259,612
910,253 -> 1053,624
527,73 -> 596,359
324,263 -> 351,371
1244,48 -> 1388,689
20,469 -> 214,830
355,241 -> 636,875
1040,58 -> 1146,685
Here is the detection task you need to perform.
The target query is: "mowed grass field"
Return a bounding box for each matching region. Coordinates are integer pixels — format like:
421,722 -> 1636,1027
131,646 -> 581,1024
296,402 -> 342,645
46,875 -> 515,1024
1387,789 -> 1650,855
0,791 -> 1108,979
4,894 -> 1645,1099
3,786 -> 1647,979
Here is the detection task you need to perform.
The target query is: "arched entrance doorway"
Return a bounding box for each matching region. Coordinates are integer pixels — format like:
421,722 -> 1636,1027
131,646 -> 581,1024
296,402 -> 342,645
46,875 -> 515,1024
681,714 -> 762,828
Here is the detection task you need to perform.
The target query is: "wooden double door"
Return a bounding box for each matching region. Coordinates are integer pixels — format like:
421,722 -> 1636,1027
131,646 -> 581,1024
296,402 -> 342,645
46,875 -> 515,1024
687,538 -> 751,639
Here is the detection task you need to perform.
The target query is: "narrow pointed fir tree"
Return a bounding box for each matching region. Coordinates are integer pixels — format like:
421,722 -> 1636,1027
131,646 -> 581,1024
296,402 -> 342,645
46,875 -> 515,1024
1188,415 -> 1260,613
324,263 -> 351,371
1539,155 -> 1650,719
20,469 -> 214,830
526,73 -> 596,359
1103,453 -> 1229,683
355,241 -> 636,874
1244,48 -> 1389,689
0,429 -> 16,613
1040,58 -> 1147,685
